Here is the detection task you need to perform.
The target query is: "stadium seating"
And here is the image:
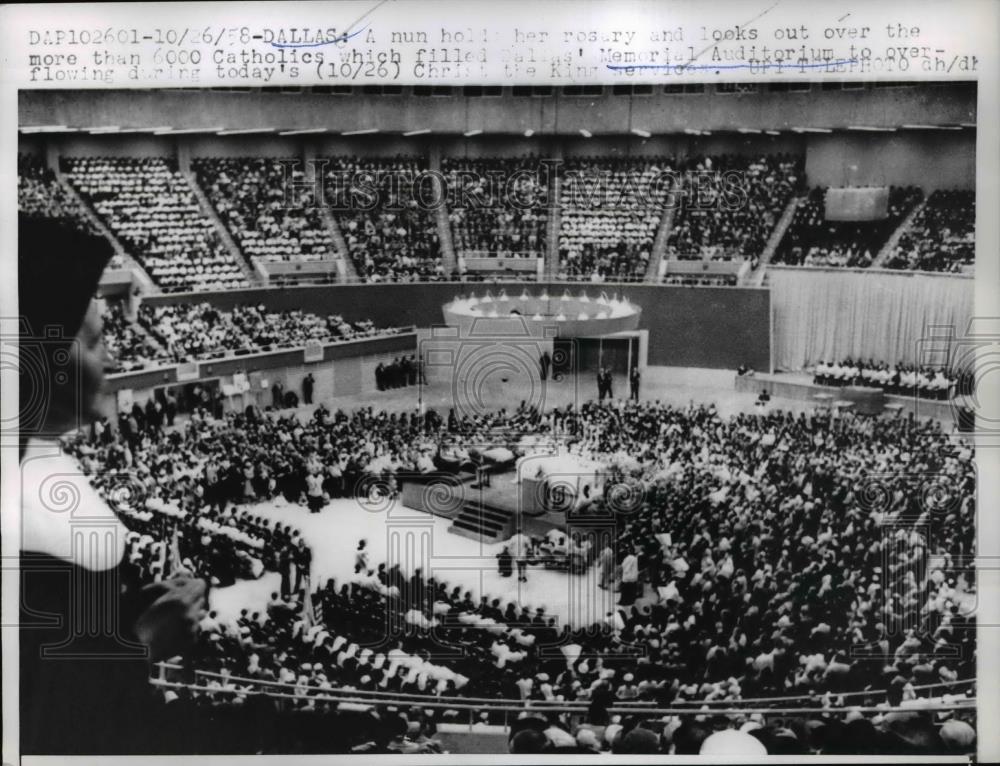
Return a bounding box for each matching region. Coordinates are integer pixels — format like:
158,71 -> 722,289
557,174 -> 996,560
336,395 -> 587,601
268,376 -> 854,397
885,190 -> 975,273
17,153 -> 124,265
137,302 -> 399,362
666,153 -> 803,261
193,157 -> 338,265
63,157 -> 250,292
442,156 -> 549,259
558,157 -> 674,280
323,156 -> 443,282
773,185 -> 924,267
101,300 -> 164,372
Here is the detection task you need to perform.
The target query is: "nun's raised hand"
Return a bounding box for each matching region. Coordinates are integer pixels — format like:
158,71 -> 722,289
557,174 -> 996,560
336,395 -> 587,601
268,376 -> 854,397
134,576 -> 208,662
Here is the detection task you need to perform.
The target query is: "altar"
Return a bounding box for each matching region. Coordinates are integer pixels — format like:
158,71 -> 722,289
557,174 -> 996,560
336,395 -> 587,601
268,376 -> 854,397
515,452 -> 607,516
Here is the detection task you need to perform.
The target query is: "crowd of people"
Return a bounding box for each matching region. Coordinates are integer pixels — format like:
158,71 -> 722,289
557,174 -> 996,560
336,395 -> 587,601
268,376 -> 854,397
193,157 -> 338,264
885,190 -> 976,273
137,302 -> 399,363
23,151 -> 977,294
665,153 -> 803,262
661,274 -> 738,286
813,359 -> 959,399
323,156 -> 444,282
557,158 -> 674,281
442,156 -> 549,259
57,386 -> 977,756
375,355 -> 424,391
18,152 -> 107,230
100,299 -> 166,372
63,157 -> 251,292
774,186 -> 924,268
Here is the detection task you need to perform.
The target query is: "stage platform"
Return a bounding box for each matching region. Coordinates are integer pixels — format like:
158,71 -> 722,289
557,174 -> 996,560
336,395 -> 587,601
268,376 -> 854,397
400,469 -> 569,543
734,372 -> 956,422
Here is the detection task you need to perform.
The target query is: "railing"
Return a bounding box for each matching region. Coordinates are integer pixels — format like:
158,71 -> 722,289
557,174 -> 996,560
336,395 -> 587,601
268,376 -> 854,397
458,250 -> 545,260
153,662 -> 975,718
107,326 -> 416,378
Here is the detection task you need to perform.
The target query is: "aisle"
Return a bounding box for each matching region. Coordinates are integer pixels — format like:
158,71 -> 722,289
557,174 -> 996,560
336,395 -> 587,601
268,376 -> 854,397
211,496 -> 618,630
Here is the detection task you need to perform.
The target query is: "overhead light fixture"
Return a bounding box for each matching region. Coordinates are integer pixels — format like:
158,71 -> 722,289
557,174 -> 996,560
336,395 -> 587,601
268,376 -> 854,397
683,128 -> 700,135
153,126 -> 220,135
176,127 -> 225,135
217,127 -> 276,136
631,128 -> 651,138
700,130 -> 712,136
847,125 -> 896,132
402,128 -> 431,136
579,129 -> 592,138
765,130 -> 781,136
20,125 -> 77,133
737,128 -> 762,134
278,128 -> 328,136
959,122 -> 976,128
791,127 -> 833,133
524,129 -> 535,137
84,126 -> 120,134
463,129 -> 483,137
341,128 -> 380,136
900,124 -> 960,130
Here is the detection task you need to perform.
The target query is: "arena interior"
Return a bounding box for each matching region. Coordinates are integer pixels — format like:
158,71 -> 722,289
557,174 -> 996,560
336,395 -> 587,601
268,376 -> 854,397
17,82 -> 979,756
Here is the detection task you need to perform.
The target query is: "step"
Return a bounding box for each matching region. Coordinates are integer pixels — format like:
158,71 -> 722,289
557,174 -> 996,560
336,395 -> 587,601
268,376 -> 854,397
464,511 -> 509,527
457,504 -> 509,523
447,522 -> 508,543
453,516 -> 504,534
452,520 -> 506,539
448,524 -> 505,543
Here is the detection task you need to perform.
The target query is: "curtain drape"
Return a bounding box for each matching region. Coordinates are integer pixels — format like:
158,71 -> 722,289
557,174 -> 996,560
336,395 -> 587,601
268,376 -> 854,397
770,267 -> 974,371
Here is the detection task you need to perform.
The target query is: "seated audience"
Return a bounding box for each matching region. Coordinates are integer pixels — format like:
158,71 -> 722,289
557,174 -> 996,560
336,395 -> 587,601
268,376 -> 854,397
138,302 -> 399,363
443,155 -> 549,260
63,156 -> 250,292
194,157 -> 339,265
774,186 -> 923,268
813,359 -> 957,399
885,190 -> 975,273
324,156 -> 443,283
666,153 -> 802,262
558,157 -> 674,281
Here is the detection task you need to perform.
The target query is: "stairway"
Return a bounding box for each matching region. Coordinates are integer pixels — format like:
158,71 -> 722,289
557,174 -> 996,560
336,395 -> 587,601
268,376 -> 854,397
545,166 -> 562,279
645,192 -> 679,282
873,198 -> 927,268
748,195 -> 804,287
427,145 -> 457,278
184,170 -> 260,286
319,206 -> 357,281
448,498 -> 515,543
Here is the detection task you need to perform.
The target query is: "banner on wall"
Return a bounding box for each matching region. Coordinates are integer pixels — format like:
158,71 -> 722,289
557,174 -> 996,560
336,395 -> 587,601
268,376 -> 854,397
233,372 -> 250,394
176,361 -> 200,381
303,339 -> 324,363
824,187 -> 889,221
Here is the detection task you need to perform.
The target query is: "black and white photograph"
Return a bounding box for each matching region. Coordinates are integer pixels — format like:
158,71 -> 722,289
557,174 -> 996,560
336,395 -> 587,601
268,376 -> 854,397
2,1 -> 998,762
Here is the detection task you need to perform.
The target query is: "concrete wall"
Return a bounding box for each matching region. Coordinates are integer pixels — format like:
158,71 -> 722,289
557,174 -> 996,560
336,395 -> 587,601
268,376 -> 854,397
27,124 -> 973,194
20,82 -> 975,134
805,130 -> 976,191
141,282 -> 773,371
